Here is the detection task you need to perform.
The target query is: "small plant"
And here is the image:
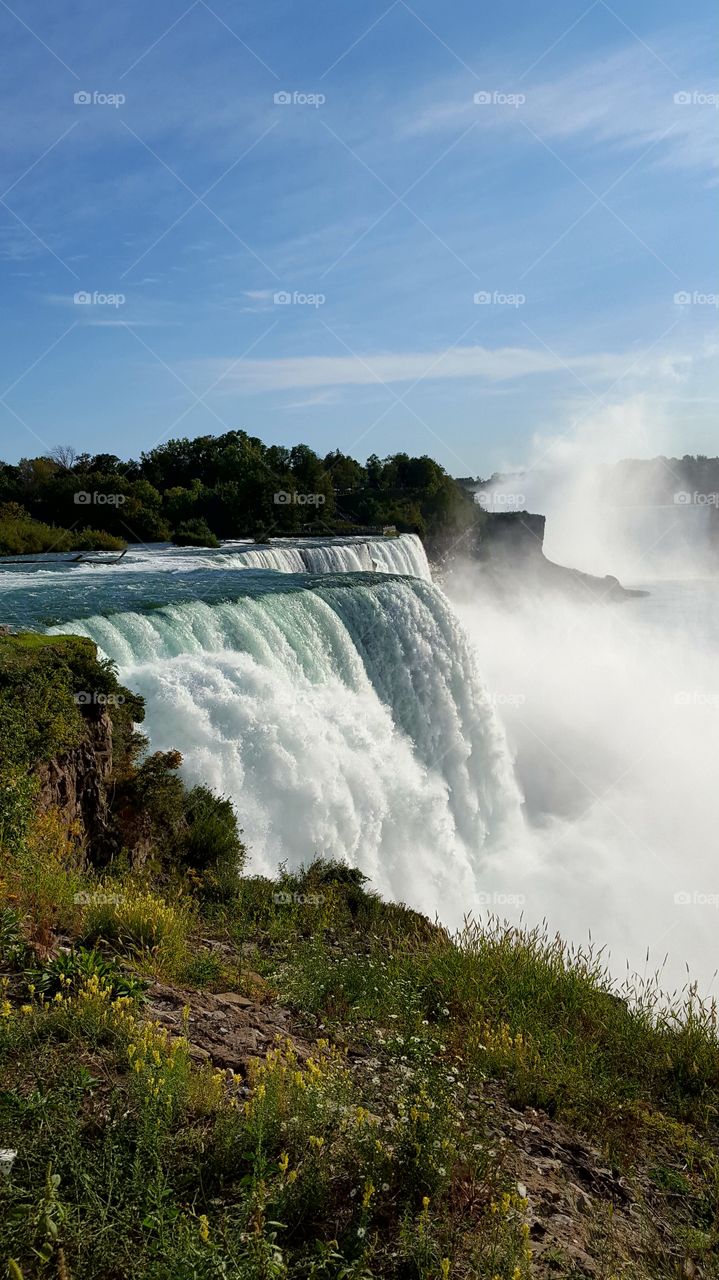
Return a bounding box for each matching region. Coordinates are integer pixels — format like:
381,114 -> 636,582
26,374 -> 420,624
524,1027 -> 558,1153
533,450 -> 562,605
0,908 -> 30,969
80,884 -> 191,973
31,947 -> 147,1002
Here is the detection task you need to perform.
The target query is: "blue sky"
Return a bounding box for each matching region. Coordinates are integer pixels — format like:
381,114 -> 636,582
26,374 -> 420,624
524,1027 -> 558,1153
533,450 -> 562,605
0,0 -> 717,475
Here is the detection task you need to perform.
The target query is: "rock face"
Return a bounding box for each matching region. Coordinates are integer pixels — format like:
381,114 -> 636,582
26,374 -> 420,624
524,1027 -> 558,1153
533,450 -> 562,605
433,510 -> 648,602
35,708 -> 113,843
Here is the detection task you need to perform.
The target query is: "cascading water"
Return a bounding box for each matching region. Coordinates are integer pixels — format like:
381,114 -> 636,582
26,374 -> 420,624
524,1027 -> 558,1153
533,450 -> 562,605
45,537 -> 521,920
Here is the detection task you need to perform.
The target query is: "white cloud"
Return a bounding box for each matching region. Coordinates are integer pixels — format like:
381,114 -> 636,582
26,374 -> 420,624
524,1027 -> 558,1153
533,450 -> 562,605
402,39 -> 719,179
188,340 -> 692,394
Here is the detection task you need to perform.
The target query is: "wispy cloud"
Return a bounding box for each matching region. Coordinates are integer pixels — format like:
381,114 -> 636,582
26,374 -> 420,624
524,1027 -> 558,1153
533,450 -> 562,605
188,340 -> 692,394
401,39 -> 719,178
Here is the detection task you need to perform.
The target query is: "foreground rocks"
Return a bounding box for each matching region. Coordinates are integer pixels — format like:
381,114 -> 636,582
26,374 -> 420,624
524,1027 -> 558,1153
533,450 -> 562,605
147,979 -> 313,1074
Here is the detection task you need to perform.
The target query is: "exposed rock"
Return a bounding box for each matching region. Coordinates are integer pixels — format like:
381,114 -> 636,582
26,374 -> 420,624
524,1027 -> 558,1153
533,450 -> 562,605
145,981 -> 312,1075
35,708 -> 113,843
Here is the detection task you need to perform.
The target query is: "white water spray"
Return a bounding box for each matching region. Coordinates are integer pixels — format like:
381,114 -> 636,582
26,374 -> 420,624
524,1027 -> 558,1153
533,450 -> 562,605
52,571 -> 521,920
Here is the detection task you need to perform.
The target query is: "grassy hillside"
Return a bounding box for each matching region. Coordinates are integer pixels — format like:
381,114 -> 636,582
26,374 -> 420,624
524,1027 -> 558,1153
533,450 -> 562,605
1,637 -> 718,1278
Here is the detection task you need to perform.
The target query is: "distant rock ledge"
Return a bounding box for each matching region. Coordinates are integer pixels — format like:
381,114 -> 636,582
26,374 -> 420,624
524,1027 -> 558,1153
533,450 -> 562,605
429,511 -> 649,602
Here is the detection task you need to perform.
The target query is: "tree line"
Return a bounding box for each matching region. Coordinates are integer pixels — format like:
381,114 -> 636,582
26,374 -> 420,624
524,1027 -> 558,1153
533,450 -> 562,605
0,431 -> 479,553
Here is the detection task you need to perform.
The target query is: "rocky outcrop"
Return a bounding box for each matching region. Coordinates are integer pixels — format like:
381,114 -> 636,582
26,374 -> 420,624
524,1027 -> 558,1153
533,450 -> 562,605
433,510 -> 647,602
35,708 -> 113,843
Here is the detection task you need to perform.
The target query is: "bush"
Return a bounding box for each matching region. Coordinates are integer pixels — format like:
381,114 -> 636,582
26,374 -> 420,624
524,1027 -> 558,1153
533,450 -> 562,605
80,885 -> 190,970
182,784 -> 246,898
115,754 -> 245,898
70,528 -> 126,551
171,518 -> 220,548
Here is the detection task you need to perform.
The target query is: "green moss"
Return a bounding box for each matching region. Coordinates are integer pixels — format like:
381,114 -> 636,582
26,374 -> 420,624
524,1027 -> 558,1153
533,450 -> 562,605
0,633 -> 143,851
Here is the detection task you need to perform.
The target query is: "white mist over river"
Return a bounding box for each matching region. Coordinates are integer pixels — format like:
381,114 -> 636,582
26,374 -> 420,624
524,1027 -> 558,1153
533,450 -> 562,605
3,526 -> 717,992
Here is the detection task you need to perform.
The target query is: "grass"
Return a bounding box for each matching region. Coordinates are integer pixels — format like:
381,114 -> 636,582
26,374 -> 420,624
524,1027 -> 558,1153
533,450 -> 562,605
3,844 -> 719,1277
2,639 -> 719,1276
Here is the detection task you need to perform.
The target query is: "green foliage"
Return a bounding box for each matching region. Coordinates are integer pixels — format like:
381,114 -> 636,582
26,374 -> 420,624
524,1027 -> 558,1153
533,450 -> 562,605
0,908 -> 30,969
0,432 -> 480,547
0,633 -> 142,852
114,752 -> 246,896
0,502 -> 125,555
171,517 -> 220,547
31,947 -> 147,1001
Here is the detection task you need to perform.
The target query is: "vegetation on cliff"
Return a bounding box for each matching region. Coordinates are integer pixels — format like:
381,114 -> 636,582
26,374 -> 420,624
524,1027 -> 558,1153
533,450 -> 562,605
1,637 -> 719,1278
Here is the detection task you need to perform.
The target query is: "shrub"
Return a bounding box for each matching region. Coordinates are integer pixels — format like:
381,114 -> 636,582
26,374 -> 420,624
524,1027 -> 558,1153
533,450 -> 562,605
171,518 -> 220,548
80,885 -> 190,971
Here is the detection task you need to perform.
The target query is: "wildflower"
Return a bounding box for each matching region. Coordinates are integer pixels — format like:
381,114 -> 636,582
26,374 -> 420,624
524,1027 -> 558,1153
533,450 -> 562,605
198,1214 -> 210,1243
278,1152 -> 289,1175
440,1261 -> 451,1279
308,1135 -> 324,1149
422,1196 -> 430,1211
357,1227 -> 366,1239
362,1180 -> 375,1209
20,1005 -> 32,1015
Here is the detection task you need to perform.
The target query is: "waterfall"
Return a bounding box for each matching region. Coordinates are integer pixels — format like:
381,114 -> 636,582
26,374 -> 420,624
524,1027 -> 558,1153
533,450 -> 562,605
213,534 -> 431,580
51,572 -> 521,919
